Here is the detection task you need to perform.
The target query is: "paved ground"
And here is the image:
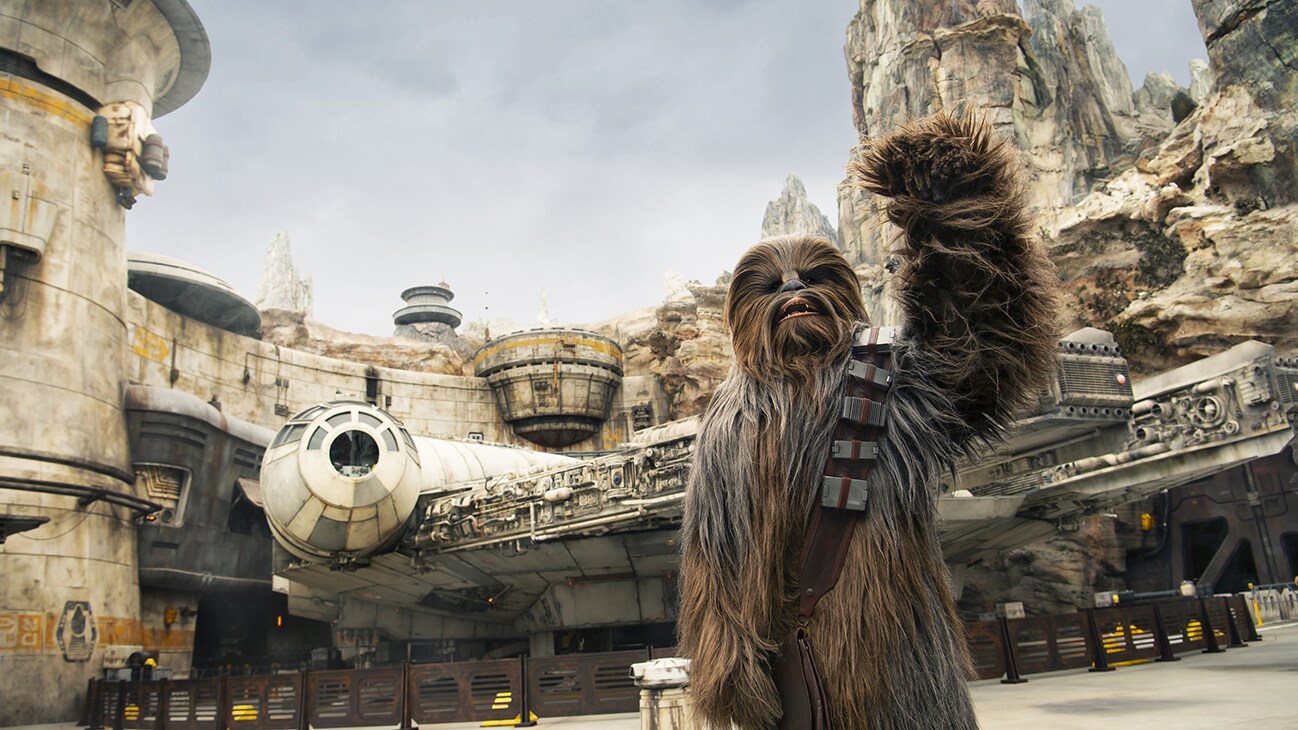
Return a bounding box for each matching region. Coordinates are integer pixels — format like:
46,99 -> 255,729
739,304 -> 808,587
15,622 -> 1294,730
967,620 -> 1297,729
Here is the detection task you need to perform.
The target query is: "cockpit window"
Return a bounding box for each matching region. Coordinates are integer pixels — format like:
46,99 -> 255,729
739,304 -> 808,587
271,423 -> 307,448
329,429 -> 379,478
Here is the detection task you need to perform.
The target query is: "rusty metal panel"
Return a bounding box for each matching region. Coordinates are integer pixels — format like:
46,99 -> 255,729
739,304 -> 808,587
1006,613 -> 1092,675
161,678 -> 224,730
963,620 -> 1006,680
224,674 -> 302,730
121,682 -> 162,728
649,646 -> 680,659
408,658 -> 522,725
527,650 -> 648,717
1203,597 -> 1233,646
308,667 -> 402,728
1091,605 -> 1160,663
1154,599 -> 1207,653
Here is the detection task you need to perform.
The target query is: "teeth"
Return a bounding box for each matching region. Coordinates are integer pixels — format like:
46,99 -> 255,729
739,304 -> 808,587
779,297 -> 819,321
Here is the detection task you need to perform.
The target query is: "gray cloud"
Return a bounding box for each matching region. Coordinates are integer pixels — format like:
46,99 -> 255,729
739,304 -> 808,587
131,1 -> 1205,336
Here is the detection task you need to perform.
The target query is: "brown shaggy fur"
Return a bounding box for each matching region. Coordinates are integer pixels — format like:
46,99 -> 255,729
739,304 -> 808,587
678,110 -> 1059,729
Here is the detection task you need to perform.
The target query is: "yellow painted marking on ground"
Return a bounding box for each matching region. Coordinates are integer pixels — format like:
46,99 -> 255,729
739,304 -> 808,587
482,711 -> 538,727
0,77 -> 93,126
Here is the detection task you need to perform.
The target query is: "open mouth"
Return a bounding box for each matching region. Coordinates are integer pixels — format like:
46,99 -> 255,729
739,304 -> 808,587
778,296 -> 821,322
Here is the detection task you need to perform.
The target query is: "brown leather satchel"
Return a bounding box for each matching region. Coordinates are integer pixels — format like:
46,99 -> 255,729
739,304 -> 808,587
773,326 -> 894,730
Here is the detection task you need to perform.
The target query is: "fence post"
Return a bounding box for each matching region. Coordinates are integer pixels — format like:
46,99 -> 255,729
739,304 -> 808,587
1235,595 -> 1263,642
155,679 -> 169,730
217,676 -> 231,730
1221,597 -> 1247,648
1084,609 -> 1115,672
1150,603 -> 1180,662
398,661 -> 413,730
516,655 -> 537,727
1198,598 -> 1225,654
297,669 -> 310,730
997,617 -> 1028,684
85,678 -> 103,730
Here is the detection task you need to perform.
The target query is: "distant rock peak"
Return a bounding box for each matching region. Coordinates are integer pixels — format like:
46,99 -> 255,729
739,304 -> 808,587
761,173 -> 839,245
254,231 -> 313,315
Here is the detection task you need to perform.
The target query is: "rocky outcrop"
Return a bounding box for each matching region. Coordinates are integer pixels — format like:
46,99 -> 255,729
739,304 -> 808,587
589,282 -> 732,421
1189,58 -> 1211,103
260,309 -> 467,375
840,0 -> 1298,372
959,515 -> 1128,616
761,174 -> 839,244
841,0 -> 1298,612
1042,0 -> 1298,371
392,321 -> 475,358
838,0 -> 1157,324
1194,0 -> 1297,113
254,231 -> 313,314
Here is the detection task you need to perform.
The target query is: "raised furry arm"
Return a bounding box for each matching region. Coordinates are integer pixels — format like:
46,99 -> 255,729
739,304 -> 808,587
850,110 -> 1060,439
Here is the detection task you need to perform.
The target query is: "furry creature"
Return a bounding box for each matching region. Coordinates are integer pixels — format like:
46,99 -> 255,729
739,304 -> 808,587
677,110 -> 1059,729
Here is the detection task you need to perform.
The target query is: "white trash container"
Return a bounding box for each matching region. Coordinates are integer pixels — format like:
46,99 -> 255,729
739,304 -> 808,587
632,657 -> 693,730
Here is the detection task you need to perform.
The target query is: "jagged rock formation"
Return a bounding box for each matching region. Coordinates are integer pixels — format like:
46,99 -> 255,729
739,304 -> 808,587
839,0 -> 1296,373
760,174 -> 839,244
1133,71 -> 1180,124
1189,58 -> 1211,103
959,515 -> 1128,616
254,231 -> 313,314
838,0 -> 1161,324
392,321 -> 475,358
1044,0 -> 1297,373
260,309 -> 467,375
589,283 -> 732,421
837,0 -> 1297,613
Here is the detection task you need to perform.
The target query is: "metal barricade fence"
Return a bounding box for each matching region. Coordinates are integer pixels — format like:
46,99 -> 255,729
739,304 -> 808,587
83,596 -> 1264,728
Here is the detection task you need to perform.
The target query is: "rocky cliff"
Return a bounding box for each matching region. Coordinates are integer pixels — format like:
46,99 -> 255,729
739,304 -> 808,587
839,0 -> 1297,374
588,282 -> 732,421
259,308 -> 468,375
834,0 -> 1297,614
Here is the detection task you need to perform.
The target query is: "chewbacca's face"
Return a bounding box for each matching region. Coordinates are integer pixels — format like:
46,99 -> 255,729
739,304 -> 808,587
725,235 -> 866,381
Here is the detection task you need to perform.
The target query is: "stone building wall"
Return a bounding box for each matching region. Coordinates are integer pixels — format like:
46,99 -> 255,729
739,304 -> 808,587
0,1 -> 205,721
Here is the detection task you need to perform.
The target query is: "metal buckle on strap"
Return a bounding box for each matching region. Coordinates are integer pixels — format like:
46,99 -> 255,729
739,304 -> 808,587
841,397 -> 887,427
821,476 -> 869,511
846,359 -> 892,389
830,440 -> 879,461
851,326 -> 897,355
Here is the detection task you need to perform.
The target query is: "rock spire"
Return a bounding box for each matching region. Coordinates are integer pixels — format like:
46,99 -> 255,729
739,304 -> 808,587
254,231 -> 313,315
761,174 -> 838,245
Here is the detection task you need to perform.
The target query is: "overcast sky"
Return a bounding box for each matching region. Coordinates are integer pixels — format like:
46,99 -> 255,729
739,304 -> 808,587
130,1 -> 1206,336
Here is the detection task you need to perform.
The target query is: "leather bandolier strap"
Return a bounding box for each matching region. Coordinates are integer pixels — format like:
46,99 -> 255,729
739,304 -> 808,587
774,326 -> 895,730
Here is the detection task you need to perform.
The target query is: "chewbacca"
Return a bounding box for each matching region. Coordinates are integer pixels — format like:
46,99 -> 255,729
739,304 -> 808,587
677,110 -> 1059,729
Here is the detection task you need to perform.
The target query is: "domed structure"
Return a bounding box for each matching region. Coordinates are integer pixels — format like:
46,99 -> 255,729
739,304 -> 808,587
474,328 -> 624,447
260,401 -> 422,562
393,283 -> 462,330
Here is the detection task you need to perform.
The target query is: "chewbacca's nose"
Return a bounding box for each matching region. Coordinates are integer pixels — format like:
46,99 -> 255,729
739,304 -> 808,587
778,278 -> 807,293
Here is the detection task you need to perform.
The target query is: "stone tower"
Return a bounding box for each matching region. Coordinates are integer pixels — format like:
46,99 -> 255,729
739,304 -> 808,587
0,1 -> 209,722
